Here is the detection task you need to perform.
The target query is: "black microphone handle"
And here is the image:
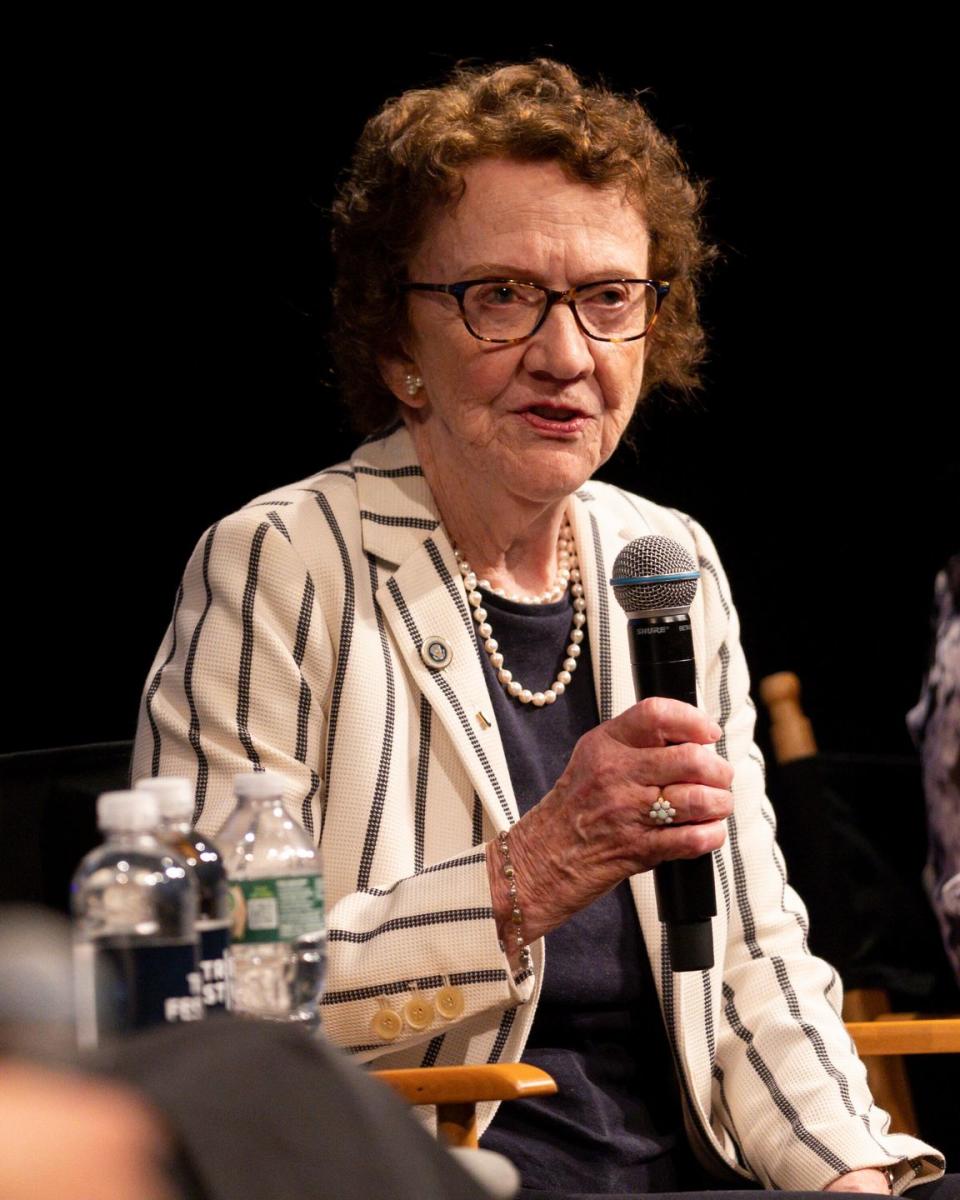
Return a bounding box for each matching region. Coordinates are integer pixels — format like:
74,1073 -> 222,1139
627,612 -> 717,971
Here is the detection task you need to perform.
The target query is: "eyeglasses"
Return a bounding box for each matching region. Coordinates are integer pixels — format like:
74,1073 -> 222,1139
400,277 -> 671,344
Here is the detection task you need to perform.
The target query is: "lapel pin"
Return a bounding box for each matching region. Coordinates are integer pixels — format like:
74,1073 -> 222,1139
476,711 -> 492,730
421,636 -> 453,670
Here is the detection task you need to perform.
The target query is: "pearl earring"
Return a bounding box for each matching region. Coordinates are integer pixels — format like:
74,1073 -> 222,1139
404,372 -> 423,396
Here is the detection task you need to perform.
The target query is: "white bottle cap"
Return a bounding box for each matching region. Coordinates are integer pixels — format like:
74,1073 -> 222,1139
134,776 -> 193,820
233,770 -> 285,801
97,790 -> 159,832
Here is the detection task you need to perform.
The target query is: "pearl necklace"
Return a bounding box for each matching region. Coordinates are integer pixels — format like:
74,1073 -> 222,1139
454,520 -> 587,707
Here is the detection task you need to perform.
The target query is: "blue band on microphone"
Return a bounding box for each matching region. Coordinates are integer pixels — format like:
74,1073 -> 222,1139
609,571 -> 701,587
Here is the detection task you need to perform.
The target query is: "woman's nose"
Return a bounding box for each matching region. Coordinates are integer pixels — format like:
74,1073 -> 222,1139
522,301 -> 595,380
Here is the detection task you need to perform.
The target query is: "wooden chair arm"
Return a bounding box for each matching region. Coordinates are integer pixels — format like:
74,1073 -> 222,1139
846,1016 -> 960,1056
372,1063 -> 557,1150
373,1062 -> 557,1106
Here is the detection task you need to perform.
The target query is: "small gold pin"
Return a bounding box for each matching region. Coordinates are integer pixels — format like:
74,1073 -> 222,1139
476,711 -> 491,730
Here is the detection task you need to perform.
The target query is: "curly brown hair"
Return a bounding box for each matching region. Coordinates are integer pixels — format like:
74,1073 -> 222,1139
330,59 -> 716,435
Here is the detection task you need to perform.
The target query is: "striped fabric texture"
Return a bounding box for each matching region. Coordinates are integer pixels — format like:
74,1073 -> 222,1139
133,424 -> 942,1193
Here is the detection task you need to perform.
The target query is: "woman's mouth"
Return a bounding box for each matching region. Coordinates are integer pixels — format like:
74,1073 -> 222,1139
519,406 -> 589,434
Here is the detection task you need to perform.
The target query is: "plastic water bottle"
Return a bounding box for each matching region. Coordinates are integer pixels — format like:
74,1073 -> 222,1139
219,771 -> 325,1027
135,777 -> 231,1013
71,790 -> 203,1048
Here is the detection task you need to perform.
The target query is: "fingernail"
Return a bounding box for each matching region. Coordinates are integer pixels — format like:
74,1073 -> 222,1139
710,724 -> 722,740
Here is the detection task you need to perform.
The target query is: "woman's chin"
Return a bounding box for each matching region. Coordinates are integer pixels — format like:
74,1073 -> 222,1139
498,443 -> 599,505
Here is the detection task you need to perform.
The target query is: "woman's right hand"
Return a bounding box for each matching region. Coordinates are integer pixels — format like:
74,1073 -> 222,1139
487,697 -> 735,953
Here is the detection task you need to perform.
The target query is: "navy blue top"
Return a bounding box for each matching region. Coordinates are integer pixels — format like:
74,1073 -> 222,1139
474,588 -> 702,1194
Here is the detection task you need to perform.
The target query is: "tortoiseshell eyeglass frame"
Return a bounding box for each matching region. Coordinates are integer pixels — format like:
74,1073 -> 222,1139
399,278 -> 672,344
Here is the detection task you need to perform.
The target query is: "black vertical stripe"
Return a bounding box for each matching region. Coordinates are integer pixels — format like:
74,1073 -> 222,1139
314,494 -> 355,839
420,1035 -> 445,1067
292,576 -> 315,669
660,937 -> 677,1054
587,513 -> 613,722
290,571 -> 319,840
702,967 -> 716,1065
715,641 -> 733,759
726,813 -> 761,960
471,792 -> 484,847
721,982 -> 851,1175
293,577 -> 316,761
266,510 -> 292,542
423,539 -> 484,666
487,1007 -> 517,1063
357,555 -> 396,890
301,770 -> 321,841
707,607 -> 763,961
185,523 -> 219,825
145,580 -> 184,777
414,698 -> 431,873
236,523 -> 270,771
714,847 -> 732,921
293,686 -> 312,751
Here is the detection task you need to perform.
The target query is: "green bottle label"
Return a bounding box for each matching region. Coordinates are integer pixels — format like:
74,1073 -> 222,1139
230,874 -> 325,944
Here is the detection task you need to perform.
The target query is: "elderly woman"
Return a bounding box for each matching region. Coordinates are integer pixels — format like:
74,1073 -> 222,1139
132,62 -> 946,1197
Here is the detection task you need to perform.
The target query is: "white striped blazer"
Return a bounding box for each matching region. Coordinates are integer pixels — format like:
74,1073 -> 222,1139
133,423 -> 942,1193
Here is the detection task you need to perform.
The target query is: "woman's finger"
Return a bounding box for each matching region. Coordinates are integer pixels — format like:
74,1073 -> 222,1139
606,697 -> 722,750
630,783 -> 733,830
610,739 -> 735,791
655,783 -> 734,825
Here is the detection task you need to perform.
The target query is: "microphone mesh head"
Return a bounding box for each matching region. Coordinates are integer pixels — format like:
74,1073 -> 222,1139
611,536 -> 699,613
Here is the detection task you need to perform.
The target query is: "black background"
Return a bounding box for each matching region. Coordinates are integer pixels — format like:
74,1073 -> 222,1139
7,26 -> 956,757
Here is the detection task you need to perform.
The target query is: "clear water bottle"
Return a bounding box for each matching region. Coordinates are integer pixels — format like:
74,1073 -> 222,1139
220,771 -> 325,1027
71,791 -> 203,1048
135,777 -> 231,1014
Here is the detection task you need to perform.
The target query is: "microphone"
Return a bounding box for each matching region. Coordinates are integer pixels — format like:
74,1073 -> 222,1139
611,535 -> 717,971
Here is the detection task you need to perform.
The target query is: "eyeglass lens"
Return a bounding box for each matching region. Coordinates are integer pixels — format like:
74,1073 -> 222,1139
463,281 -> 657,340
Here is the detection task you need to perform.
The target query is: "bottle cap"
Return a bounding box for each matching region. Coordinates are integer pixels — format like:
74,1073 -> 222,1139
233,770 -> 285,802
97,790 -> 159,832
134,776 -> 193,820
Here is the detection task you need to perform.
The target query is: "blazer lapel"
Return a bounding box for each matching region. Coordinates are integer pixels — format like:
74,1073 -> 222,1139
353,428 -> 519,834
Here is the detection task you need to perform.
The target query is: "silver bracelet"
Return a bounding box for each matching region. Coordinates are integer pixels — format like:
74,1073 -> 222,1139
496,829 -> 531,970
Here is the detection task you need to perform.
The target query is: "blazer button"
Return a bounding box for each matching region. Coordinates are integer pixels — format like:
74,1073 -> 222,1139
371,1008 -> 403,1042
421,637 -> 453,670
403,996 -> 435,1030
435,985 -> 465,1020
